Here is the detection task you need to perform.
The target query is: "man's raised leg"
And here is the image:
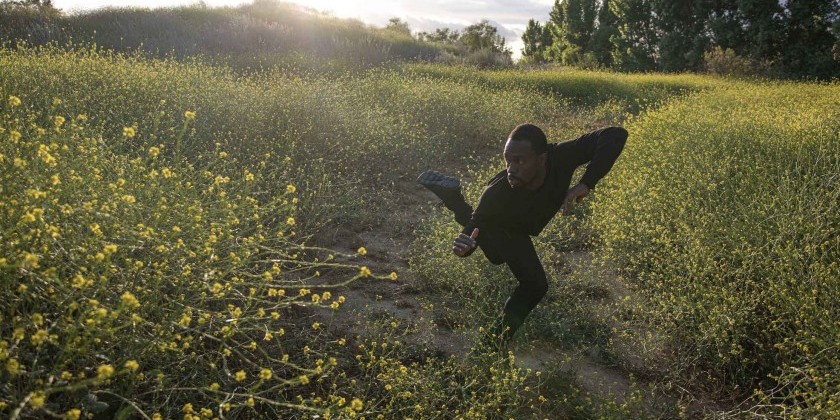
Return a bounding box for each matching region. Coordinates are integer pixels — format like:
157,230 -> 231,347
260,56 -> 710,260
417,170 -> 472,226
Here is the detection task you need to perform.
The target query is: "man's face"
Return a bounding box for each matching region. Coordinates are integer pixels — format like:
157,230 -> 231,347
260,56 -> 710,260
503,139 -> 545,189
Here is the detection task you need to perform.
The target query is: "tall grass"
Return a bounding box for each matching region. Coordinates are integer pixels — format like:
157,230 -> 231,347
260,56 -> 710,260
2,44 -> 679,418
405,64 -> 724,113
590,81 -> 839,416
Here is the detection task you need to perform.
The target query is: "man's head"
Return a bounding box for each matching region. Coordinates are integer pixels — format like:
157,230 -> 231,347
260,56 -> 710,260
504,123 -> 547,189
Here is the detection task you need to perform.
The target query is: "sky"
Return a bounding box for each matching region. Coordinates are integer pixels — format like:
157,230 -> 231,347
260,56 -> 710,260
51,0 -> 558,59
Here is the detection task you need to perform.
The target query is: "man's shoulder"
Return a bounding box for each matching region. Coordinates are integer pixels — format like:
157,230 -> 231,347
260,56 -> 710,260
479,169 -> 512,202
486,169 -> 507,186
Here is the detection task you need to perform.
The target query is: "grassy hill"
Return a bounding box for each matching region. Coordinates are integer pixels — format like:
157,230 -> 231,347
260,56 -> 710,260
1,0 -> 446,70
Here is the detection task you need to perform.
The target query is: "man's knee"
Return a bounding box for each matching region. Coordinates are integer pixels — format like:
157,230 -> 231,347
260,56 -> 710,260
527,276 -> 549,302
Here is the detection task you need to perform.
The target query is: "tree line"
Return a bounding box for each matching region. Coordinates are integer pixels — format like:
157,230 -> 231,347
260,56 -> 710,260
385,17 -> 513,66
522,0 -> 840,79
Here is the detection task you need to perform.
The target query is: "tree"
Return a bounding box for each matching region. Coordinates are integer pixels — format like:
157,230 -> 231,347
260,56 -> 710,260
521,19 -> 552,62
417,27 -> 460,44
610,0 -> 658,71
776,0 -> 839,78
546,0 -> 599,66
460,19 -> 510,54
385,17 -> 411,36
589,0 -> 619,66
652,0 -> 710,72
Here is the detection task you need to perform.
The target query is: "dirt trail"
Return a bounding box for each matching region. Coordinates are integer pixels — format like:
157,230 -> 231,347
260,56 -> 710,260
310,166 -> 694,416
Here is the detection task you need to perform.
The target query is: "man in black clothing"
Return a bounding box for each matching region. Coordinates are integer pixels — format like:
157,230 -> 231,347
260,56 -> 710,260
417,124 -> 627,344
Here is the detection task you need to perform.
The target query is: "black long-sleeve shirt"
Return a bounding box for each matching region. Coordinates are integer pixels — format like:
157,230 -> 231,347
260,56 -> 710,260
462,126 -> 627,237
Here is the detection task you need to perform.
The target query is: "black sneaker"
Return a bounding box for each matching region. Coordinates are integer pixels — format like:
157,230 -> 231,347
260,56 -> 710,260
417,170 -> 461,199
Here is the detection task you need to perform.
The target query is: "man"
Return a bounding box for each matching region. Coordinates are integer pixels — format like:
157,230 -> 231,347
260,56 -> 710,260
417,124 -> 627,345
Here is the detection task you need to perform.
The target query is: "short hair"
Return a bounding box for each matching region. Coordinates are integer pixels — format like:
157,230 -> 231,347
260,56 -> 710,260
508,123 -> 547,155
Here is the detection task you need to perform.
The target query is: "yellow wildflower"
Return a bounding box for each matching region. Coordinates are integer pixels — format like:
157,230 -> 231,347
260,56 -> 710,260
123,127 -> 136,138
65,409 -> 81,420
30,329 -> 48,346
148,146 -> 160,157
37,144 -> 56,165
54,115 -> 65,127
234,370 -> 246,382
286,217 -> 295,226
7,358 -> 20,374
179,313 -> 191,327
22,252 -> 40,269
389,272 -> 398,281
10,130 -> 21,141
357,246 -> 367,255
8,96 -> 21,106
29,391 -> 46,409
351,398 -> 363,411
97,364 -> 114,380
360,266 -> 372,277
184,111 -> 196,121
124,360 -> 139,372
121,291 -> 140,308
259,368 -> 272,380
286,184 -> 296,193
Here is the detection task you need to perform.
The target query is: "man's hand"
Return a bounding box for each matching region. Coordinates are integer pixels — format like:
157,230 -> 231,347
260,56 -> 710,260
562,183 -> 591,215
453,228 -> 479,257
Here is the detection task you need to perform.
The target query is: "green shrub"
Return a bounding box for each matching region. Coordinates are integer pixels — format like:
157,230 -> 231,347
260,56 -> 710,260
703,46 -> 757,77
0,94 -> 385,418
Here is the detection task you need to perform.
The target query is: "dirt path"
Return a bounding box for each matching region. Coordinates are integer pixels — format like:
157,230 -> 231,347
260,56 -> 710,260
308,165 -> 700,417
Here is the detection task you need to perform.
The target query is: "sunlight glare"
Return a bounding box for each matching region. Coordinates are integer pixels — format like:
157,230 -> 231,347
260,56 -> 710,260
293,0 -> 400,21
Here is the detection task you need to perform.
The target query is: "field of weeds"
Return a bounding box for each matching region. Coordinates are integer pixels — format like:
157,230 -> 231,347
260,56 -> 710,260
1,44 -> 837,419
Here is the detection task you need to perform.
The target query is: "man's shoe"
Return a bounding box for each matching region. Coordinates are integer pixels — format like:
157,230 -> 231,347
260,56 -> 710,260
417,170 -> 461,200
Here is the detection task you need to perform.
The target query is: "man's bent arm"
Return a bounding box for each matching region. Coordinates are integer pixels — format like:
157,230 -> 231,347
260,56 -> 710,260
570,126 -> 628,189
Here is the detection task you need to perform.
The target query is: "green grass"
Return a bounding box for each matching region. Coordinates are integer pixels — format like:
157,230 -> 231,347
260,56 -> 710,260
589,81 -> 840,416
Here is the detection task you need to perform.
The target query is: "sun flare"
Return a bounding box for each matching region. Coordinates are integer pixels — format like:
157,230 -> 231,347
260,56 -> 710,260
291,0 -> 401,20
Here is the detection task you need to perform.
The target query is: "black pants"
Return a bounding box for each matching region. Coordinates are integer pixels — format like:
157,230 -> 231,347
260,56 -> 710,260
451,203 -> 548,340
